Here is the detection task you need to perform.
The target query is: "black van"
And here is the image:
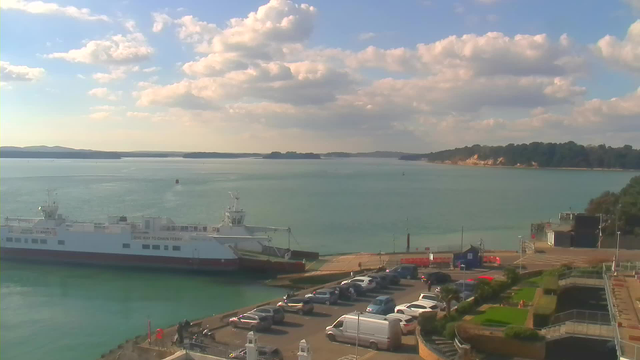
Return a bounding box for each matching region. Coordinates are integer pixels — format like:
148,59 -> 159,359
387,264 -> 419,279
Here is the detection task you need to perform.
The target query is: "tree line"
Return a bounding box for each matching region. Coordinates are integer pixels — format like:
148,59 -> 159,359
585,176 -> 640,236
400,142 -> 640,169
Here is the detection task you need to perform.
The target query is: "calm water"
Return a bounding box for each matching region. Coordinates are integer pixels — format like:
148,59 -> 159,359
1,158 -> 638,360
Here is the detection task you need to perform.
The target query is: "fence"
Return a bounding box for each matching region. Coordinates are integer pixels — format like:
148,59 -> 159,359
552,310 -> 610,325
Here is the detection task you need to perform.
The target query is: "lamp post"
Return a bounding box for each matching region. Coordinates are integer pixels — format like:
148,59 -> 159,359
355,312 -> 360,359
616,231 -> 621,268
518,236 -> 523,273
461,264 -> 466,295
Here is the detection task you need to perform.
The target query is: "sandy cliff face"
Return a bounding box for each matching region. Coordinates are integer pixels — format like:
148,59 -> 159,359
433,155 -> 539,168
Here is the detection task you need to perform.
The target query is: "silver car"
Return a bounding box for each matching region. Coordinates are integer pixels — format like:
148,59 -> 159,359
250,306 -> 285,324
228,313 -> 272,332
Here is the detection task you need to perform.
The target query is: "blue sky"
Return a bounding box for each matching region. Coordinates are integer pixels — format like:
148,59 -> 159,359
1,0 -> 639,152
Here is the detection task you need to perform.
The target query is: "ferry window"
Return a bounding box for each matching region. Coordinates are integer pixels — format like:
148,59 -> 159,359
172,246 -> 181,251
58,240 -> 65,245
164,245 -> 169,250
142,244 -> 150,250
40,239 -> 47,244
145,219 -> 151,230
32,239 -> 38,244
6,237 -> 13,242
122,243 -> 130,249
152,245 -> 160,250
15,238 -> 21,243
203,226 -> 207,232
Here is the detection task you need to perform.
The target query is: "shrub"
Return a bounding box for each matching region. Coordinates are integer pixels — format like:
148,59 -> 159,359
491,280 -> 509,294
532,295 -> 557,327
444,322 -> 458,340
503,326 -> 544,341
418,311 -> 438,334
474,279 -> 494,302
435,313 -> 460,335
541,275 -> 559,295
503,267 -> 520,285
455,300 -> 474,316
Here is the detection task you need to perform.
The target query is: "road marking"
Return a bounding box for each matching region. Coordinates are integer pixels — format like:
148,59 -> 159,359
514,254 -> 590,266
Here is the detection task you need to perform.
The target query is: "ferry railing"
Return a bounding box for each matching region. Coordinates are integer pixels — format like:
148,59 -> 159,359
551,310 -> 610,325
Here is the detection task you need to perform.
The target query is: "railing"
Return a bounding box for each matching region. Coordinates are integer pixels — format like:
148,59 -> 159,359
541,319 -> 613,339
552,310 -> 610,325
454,326 -> 471,353
603,262 -> 640,359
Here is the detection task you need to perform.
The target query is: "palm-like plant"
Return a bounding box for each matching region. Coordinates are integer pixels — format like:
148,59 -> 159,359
439,285 -> 461,316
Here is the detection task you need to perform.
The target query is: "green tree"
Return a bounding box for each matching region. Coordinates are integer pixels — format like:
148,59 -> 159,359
503,267 -> 520,286
439,285 -> 461,316
474,278 -> 494,302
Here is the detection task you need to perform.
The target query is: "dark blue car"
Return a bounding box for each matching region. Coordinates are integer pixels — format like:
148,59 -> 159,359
387,265 -> 419,280
366,296 -> 396,315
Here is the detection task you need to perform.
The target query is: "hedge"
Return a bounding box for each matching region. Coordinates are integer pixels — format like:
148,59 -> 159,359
418,310 -> 438,334
532,295 -> 557,327
541,275 -> 559,295
444,322 -> 458,340
503,326 -> 544,341
455,301 -> 474,315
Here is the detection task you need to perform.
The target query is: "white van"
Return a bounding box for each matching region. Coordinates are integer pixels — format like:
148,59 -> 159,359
325,312 -> 402,351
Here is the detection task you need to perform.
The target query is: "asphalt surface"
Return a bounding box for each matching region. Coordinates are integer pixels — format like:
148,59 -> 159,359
212,269 -> 502,360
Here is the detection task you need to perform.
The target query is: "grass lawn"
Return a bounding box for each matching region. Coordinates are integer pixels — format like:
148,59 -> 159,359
520,276 -> 544,288
511,287 -> 537,303
472,306 -> 529,327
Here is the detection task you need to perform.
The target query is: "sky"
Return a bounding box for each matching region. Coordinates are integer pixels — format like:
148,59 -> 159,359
1,0 -> 640,153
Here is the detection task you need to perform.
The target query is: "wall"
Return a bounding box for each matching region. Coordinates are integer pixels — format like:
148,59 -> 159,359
457,325 -> 545,360
416,326 -> 447,360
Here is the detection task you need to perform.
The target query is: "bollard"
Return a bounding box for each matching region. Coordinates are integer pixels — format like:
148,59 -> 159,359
246,332 -> 258,360
298,339 -> 311,360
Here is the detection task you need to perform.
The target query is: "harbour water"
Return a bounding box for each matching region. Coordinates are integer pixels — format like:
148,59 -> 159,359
1,157 -> 637,360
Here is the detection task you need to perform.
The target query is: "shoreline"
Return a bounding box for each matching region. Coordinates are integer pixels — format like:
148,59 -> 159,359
422,160 -> 640,172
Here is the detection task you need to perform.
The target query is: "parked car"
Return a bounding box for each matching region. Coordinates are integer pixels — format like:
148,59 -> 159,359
366,296 -> 396,315
305,288 -> 339,305
228,313 -> 272,331
343,281 -> 366,296
326,312 -> 402,351
394,300 -> 440,317
250,306 -> 285,324
367,274 -> 388,289
386,313 -> 417,334
331,284 -> 356,301
418,292 -> 446,310
387,264 -> 419,280
385,272 -> 401,286
372,273 -> 392,288
276,298 -> 314,315
342,277 -> 377,291
454,279 -> 476,293
421,271 -> 452,285
229,346 -> 284,360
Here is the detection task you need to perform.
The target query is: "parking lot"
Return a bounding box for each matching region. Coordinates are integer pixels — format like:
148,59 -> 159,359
207,269 -> 502,360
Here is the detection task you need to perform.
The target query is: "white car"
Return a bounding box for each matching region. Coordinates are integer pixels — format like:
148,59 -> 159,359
418,293 -> 446,310
341,277 -> 377,291
386,313 -> 416,334
394,301 -> 440,317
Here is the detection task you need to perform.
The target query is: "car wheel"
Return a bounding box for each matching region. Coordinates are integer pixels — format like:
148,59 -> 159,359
230,322 -> 236,328
297,309 -> 304,315
370,342 -> 379,351
396,310 -> 404,314
327,334 -> 336,342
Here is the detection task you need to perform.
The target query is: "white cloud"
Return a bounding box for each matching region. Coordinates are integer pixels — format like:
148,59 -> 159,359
123,19 -> 137,32
126,111 -> 151,118
152,12 -> 172,32
89,111 -> 111,120
77,74 -> 86,79
1,0 -> 110,21
0,61 -> 45,81
624,0 -> 640,11
572,87 -> 640,124
475,0 -> 500,4
147,75 -> 159,82
175,15 -> 219,51
0,82 -> 12,89
453,3 -> 465,13
592,20 -> 640,73
91,105 -> 117,111
142,66 -> 160,73
358,32 -> 376,41
88,88 -> 121,101
92,65 -> 139,83
46,33 -> 153,64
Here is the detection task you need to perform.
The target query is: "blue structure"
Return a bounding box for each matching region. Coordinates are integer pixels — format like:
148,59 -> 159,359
453,245 -> 482,269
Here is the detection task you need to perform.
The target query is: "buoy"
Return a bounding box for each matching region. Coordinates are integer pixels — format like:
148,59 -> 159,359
175,179 -> 179,184
156,328 -> 164,339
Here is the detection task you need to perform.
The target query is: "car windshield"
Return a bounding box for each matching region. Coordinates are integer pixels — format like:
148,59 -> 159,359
288,299 -> 302,304
372,299 -> 384,305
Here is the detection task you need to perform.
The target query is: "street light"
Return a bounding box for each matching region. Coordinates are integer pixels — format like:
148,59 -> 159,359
355,312 -> 360,359
461,264 -> 466,295
616,231 -> 621,268
518,236 -> 523,273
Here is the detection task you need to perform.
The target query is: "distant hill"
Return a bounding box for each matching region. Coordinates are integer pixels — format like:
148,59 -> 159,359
0,150 -> 121,159
323,151 -> 411,158
400,142 -> 640,170
263,151 -> 322,160
183,152 -> 261,159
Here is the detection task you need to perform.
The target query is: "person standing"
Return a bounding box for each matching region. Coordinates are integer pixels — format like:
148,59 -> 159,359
427,281 -> 432,292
